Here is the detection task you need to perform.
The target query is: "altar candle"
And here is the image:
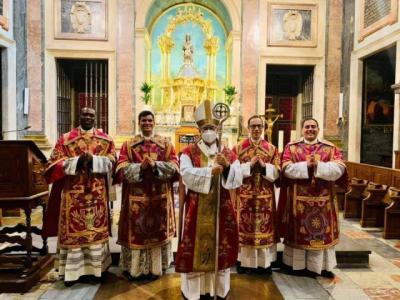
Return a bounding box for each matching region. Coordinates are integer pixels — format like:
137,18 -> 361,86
339,93 -> 343,118
278,130 -> 284,153
290,130 -> 297,142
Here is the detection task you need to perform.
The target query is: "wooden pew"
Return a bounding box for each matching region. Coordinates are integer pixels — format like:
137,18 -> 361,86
344,178 -> 368,218
345,161 -> 400,238
360,182 -> 388,227
383,187 -> 400,239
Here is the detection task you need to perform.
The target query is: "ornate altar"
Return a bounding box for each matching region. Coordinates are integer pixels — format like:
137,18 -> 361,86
156,6 -> 219,121
0,141 -> 53,293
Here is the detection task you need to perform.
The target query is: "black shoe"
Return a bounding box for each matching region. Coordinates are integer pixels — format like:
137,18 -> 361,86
122,270 -> 135,281
237,263 -> 246,274
303,269 -> 317,279
64,280 -> 76,287
321,270 -> 335,278
146,273 -> 160,281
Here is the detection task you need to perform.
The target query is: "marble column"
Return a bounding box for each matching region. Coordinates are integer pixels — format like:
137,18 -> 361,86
241,0 -> 259,125
26,0 -> 43,133
324,0 -> 343,139
116,0 -> 135,136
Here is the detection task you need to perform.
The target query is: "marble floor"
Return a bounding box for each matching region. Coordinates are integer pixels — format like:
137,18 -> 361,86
1,210 -> 400,299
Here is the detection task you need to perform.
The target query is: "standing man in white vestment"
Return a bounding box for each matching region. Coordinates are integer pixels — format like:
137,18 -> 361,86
175,100 -> 242,300
278,118 -> 347,278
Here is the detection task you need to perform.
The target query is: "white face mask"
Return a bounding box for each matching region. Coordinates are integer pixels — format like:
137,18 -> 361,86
202,129 -> 217,144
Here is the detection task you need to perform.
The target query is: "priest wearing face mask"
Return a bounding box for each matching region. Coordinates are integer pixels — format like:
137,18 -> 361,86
175,100 -> 243,300
278,118 -> 347,278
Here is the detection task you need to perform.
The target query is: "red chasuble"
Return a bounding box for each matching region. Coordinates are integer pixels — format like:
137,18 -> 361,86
232,138 -> 280,248
278,140 -> 347,250
175,144 -> 239,273
43,128 -> 116,248
114,135 -> 178,250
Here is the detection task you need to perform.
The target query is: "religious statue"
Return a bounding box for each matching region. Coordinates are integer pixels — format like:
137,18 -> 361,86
183,34 -> 194,64
264,104 -> 282,142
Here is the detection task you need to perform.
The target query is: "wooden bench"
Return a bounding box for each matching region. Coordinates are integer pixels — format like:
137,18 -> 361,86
344,162 -> 400,238
344,178 -> 368,218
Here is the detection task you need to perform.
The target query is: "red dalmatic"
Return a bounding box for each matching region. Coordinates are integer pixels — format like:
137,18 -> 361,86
43,128 -> 116,248
278,140 -> 347,250
232,138 -> 280,248
114,135 -> 178,250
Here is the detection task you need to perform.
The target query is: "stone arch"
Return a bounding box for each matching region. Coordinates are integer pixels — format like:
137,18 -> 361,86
136,0 -> 240,33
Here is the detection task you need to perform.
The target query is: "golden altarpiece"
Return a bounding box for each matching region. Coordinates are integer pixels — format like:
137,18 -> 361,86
148,5 -> 238,152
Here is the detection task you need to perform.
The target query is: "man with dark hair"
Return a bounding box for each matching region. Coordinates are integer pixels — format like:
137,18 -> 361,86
233,115 -> 280,275
114,110 -> 178,280
43,107 -> 116,286
175,100 -> 242,300
278,117 -> 347,278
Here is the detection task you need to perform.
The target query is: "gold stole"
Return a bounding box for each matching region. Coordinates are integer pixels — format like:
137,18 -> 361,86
193,151 -> 219,271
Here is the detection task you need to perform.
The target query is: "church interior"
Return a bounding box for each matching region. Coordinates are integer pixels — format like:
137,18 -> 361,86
1,0 -> 400,299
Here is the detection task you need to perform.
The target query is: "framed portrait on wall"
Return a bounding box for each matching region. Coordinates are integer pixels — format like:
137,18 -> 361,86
181,105 -> 196,123
359,0 -> 398,42
54,0 -> 108,40
0,0 -> 9,31
363,53 -> 395,126
267,3 -> 318,47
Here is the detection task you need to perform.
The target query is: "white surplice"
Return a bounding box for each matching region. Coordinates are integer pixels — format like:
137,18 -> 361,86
180,140 -> 242,299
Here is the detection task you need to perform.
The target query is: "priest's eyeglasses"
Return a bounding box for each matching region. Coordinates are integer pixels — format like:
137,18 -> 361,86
249,124 -> 263,129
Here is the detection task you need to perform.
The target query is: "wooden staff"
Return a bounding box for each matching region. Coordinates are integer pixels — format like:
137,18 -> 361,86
212,103 -> 230,300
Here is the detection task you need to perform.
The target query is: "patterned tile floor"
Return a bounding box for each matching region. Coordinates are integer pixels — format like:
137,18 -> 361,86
1,211 -> 400,299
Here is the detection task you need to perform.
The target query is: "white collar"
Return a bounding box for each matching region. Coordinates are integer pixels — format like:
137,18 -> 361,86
302,137 -> 319,145
250,137 -> 262,144
198,139 -> 219,157
79,126 -> 94,134
141,132 -> 154,140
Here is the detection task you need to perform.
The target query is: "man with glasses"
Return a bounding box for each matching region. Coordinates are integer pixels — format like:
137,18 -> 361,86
175,100 -> 242,300
278,117 -> 347,278
114,110 -> 178,281
232,115 -> 280,275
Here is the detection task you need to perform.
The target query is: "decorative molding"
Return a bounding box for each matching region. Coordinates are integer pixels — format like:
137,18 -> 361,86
23,135 -> 52,151
54,0 -> 108,41
267,3 -> 318,48
359,0 -> 398,42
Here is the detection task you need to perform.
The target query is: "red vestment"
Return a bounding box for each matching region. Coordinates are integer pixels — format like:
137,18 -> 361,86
114,135 -> 178,250
277,140 -> 347,250
43,128 -> 116,248
175,144 -> 239,273
232,138 -> 280,248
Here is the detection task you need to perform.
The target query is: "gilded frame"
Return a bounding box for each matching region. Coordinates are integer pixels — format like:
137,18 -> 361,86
267,3 -> 318,48
54,0 -> 108,41
359,0 -> 398,42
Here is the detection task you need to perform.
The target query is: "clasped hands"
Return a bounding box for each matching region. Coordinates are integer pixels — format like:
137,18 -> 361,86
140,156 -> 156,171
211,153 -> 229,176
307,154 -> 318,168
77,152 -> 93,171
250,155 -> 266,168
